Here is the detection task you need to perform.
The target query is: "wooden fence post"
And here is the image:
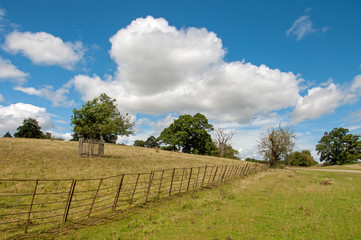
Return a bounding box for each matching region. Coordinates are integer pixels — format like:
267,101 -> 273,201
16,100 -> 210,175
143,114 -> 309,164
221,165 -> 228,182
25,179 -> 38,233
145,172 -> 154,202
129,174 -> 140,207
179,168 -> 185,193
186,168 -> 193,192
194,167 -> 201,190
207,166 -> 214,185
212,166 -> 219,183
158,170 -> 165,197
113,174 -> 125,210
64,179 -> 77,222
88,178 -> 103,217
169,168 -> 176,196
201,165 -> 207,187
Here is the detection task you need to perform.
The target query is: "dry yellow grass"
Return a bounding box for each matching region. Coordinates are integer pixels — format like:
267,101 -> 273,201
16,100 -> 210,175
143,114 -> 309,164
0,138 -> 240,179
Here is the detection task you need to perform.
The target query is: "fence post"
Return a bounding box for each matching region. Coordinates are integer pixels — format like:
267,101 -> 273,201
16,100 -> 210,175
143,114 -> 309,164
179,168 -> 185,193
64,179 -> 77,222
25,179 -> 38,233
186,168 -> 193,192
169,168 -> 176,196
212,166 -> 219,183
145,172 -> 154,202
207,166 -> 214,185
88,178 -> 103,217
201,165 -> 207,187
129,173 -> 140,207
194,167 -> 201,190
113,174 -> 125,210
221,165 -> 228,182
158,170 -> 165,197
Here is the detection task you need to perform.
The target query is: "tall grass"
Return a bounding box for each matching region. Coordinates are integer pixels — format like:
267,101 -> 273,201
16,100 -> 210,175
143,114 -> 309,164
0,138 -> 240,179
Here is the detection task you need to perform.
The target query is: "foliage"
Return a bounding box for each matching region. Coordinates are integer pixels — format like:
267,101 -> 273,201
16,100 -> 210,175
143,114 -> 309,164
134,139 -> 146,147
3,131 -> 13,138
71,132 -> 118,143
134,136 -> 160,148
316,127 -> 361,165
158,113 -> 217,155
222,145 -> 240,160
286,150 -> 317,167
14,118 -> 45,139
71,93 -> 134,142
258,124 -> 297,168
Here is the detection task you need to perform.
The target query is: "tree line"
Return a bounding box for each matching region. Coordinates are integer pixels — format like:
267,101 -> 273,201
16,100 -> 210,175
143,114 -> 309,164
3,93 -> 361,165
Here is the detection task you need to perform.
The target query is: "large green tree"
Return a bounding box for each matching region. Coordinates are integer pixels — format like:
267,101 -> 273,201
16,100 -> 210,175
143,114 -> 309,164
158,113 -> 217,155
71,93 -> 134,142
316,127 -> 361,165
14,118 -> 45,139
258,124 -> 297,167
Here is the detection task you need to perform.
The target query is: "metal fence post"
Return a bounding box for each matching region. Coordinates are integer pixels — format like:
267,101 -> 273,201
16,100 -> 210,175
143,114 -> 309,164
25,179 -> 38,233
64,179 -> 77,222
113,174 -> 125,210
88,178 -> 103,217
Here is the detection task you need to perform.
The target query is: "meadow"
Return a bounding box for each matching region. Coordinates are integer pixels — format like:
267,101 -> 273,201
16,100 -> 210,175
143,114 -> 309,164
0,138 -> 240,180
59,169 -> 361,240
1,138 -> 360,239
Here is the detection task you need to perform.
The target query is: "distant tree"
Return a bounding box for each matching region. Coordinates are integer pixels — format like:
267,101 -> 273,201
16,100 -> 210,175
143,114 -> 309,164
245,158 -> 268,164
258,124 -> 297,168
134,140 -> 146,147
215,128 -> 234,158
286,150 -> 317,167
3,131 -> 13,138
71,132 -> 118,143
316,127 -> 361,165
222,145 -> 240,160
145,136 -> 159,148
14,118 -> 45,139
71,93 -> 134,142
158,113 -> 217,155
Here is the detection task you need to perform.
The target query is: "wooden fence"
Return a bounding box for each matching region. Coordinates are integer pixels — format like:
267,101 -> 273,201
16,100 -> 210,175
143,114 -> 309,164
0,162 -> 268,238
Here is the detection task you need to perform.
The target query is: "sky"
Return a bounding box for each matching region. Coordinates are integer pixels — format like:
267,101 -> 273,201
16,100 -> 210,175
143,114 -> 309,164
0,0 -> 361,161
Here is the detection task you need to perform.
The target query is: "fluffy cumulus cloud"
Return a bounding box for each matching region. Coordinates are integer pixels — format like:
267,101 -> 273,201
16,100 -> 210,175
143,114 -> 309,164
3,31 -> 84,69
0,56 -> 28,83
72,16 -> 301,123
0,103 -> 54,135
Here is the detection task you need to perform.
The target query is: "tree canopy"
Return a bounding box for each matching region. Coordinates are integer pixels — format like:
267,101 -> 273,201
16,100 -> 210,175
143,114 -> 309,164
286,150 -> 317,167
158,113 -> 217,155
3,131 -> 13,138
14,118 -> 45,139
134,136 -> 159,148
316,127 -> 361,165
258,124 -> 297,167
71,93 -> 134,141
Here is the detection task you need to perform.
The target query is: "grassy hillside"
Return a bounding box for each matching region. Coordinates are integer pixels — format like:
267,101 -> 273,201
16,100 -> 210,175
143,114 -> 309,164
55,169 -> 361,240
0,138 -> 240,179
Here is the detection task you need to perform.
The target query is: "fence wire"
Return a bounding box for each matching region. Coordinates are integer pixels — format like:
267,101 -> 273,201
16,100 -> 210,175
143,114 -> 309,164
0,162 -> 268,238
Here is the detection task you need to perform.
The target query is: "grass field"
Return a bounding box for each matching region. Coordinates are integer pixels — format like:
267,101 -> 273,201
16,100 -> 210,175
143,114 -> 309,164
57,169 -> 361,240
0,138 -> 240,179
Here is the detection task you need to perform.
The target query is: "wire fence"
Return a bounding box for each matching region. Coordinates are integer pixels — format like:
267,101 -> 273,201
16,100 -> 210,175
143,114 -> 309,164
0,162 -> 268,238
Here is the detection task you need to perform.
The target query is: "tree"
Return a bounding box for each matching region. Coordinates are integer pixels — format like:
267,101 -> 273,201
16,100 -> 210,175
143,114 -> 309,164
158,113 -> 217,155
134,140 -> 146,147
286,150 -> 317,167
3,131 -> 13,138
222,145 -> 240,160
14,118 -> 45,139
215,128 -> 234,158
71,93 -> 134,142
258,124 -> 297,167
145,136 -> 159,148
316,127 -> 361,165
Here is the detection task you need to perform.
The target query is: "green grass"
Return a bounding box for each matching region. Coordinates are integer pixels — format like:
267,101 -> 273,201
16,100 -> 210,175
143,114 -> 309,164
55,169 -> 361,240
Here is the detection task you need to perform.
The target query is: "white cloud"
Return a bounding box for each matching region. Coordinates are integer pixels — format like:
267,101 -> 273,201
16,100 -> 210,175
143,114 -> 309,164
286,15 -> 317,41
3,31 -> 84,69
72,16 -> 301,123
0,103 -> 54,135
0,56 -> 28,83
291,83 -> 343,123
14,82 -> 74,107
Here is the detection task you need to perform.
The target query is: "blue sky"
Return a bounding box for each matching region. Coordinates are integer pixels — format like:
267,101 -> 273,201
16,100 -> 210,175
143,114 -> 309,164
1,0 -> 361,160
